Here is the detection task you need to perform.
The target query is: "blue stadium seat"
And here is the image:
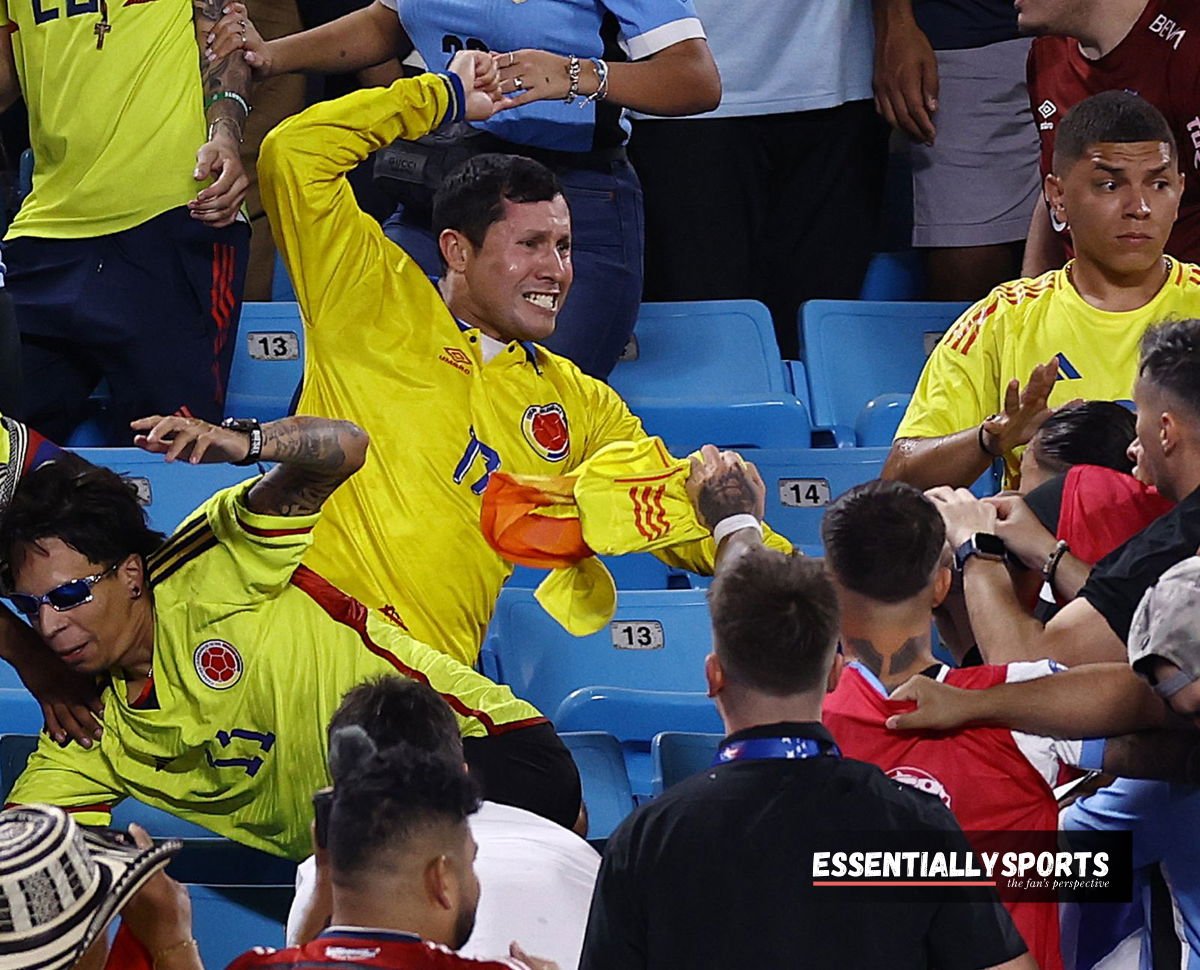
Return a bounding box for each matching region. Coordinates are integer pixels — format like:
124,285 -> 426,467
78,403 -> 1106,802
748,446 -> 891,553
858,250 -> 925,301
611,301 -> 812,451
651,731 -> 722,794
191,886 -> 289,968
0,733 -> 38,800
635,400 -> 812,454
555,687 -> 722,797
270,251 -> 297,302
854,392 -> 913,447
507,554 -> 692,592
799,300 -> 970,445
612,300 -> 787,400
559,731 -> 635,840
481,587 -> 712,718
225,302 -> 305,422
0,692 -> 46,737
73,447 -> 259,535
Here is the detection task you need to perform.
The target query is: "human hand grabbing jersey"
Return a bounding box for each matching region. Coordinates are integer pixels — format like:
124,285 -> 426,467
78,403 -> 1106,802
685,444 -> 765,530
884,674 -> 980,732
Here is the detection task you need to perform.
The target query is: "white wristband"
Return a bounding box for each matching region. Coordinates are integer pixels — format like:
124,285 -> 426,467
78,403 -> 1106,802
712,514 -> 763,546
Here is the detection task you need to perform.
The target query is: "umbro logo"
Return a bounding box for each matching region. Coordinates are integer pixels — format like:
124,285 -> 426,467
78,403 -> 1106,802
1038,100 -> 1057,119
438,346 -> 472,375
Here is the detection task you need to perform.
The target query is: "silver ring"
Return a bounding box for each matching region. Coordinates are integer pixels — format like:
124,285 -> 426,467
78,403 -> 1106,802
513,76 -> 524,90
506,51 -> 515,67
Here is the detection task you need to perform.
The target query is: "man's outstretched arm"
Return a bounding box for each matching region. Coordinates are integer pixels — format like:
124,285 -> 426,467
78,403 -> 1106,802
886,662 -> 1168,739
132,415 -> 369,517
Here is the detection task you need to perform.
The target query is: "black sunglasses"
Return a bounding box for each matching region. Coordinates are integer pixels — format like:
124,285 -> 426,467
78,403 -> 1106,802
7,563 -> 119,618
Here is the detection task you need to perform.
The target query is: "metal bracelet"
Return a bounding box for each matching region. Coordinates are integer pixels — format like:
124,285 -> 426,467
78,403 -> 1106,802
583,57 -> 609,106
563,54 -> 582,104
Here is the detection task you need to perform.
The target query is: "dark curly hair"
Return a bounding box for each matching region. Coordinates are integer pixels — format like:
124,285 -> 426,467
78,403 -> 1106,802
0,454 -> 164,583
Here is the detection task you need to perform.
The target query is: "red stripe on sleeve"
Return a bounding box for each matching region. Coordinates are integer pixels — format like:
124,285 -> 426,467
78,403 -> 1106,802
288,565 -> 546,736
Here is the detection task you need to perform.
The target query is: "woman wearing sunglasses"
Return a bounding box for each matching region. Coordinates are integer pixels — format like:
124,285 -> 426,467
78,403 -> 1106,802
0,412 -> 581,860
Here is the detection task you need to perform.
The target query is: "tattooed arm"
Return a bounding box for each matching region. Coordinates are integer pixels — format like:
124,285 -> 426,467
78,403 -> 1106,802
685,444 -> 767,571
190,0 -> 251,227
131,415 -> 369,516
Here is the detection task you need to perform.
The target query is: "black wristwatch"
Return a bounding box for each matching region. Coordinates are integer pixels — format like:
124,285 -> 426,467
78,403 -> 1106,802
953,533 -> 1006,572
221,417 -> 264,466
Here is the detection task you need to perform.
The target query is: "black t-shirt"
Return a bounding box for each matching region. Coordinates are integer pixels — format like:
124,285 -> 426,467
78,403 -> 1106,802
579,721 -> 1028,970
914,0 -> 1020,51
1081,487 -> 1200,643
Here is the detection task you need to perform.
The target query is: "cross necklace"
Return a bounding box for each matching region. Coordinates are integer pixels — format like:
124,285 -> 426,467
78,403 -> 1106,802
94,0 -> 111,49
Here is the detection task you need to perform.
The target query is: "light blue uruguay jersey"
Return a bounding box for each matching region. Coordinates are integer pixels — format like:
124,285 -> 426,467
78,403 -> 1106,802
387,0 -> 705,152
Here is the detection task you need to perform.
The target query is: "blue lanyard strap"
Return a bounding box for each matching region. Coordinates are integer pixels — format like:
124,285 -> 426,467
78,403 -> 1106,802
713,736 -> 841,767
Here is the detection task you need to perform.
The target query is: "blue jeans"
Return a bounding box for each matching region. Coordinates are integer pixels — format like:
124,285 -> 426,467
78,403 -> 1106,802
383,160 -> 644,380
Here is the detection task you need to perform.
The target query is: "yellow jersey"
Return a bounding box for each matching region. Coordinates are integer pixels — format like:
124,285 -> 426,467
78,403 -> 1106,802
7,480 -> 543,859
259,74 -> 787,666
896,260 -> 1200,481
0,0 -> 203,238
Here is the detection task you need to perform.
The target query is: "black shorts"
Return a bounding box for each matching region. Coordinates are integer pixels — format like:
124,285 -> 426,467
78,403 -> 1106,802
7,206 -> 249,442
463,721 -> 582,831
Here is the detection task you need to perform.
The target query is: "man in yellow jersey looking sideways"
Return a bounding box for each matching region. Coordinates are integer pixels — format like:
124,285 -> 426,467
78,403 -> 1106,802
884,91 -> 1200,490
258,50 -> 790,668
1,408 -> 578,856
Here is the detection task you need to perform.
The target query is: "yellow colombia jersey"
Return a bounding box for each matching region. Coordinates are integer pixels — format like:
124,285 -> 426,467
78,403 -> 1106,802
259,73 -> 790,667
0,0 -> 203,238
896,260 -> 1200,481
7,481 -> 543,860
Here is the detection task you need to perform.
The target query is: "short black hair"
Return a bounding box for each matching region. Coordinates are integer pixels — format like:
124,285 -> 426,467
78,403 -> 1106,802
1053,91 -> 1177,174
821,480 -> 946,604
707,547 -> 840,695
1138,318 -> 1200,418
326,725 -> 479,877
1029,401 -> 1136,476
0,455 -> 164,584
328,676 -> 463,765
432,153 -> 565,255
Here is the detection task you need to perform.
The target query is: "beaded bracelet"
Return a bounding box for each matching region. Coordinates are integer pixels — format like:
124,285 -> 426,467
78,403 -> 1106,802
204,90 -> 251,117
563,54 -> 582,104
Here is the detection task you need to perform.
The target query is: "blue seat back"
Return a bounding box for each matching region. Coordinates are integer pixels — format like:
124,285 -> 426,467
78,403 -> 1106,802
191,886 -> 289,968
507,554 -> 684,592
651,731 -> 723,794
611,300 -> 787,403
555,688 -> 722,798
858,250 -> 925,301
0,694 -> 47,739
0,733 -> 38,800
482,587 -> 712,718
749,446 -> 891,553
800,300 -> 970,442
559,731 -> 635,840
73,447 -> 258,535
225,303 -> 305,422
636,400 -> 812,453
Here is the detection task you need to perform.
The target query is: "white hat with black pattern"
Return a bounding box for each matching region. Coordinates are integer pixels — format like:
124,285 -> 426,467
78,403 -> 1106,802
0,804 -> 181,970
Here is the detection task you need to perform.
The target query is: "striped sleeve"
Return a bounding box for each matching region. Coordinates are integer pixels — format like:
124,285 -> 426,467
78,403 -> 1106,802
6,733 -> 124,826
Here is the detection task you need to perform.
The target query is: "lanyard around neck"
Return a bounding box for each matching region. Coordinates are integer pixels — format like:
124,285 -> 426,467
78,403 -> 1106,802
713,735 -> 841,767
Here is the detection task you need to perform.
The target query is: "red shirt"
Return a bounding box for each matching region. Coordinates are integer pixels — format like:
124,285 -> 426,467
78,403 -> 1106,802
228,930 -> 529,970
1027,0 -> 1200,261
824,662 -> 1079,970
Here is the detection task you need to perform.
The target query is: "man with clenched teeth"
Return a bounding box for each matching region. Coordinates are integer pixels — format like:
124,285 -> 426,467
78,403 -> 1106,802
258,50 -> 785,672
